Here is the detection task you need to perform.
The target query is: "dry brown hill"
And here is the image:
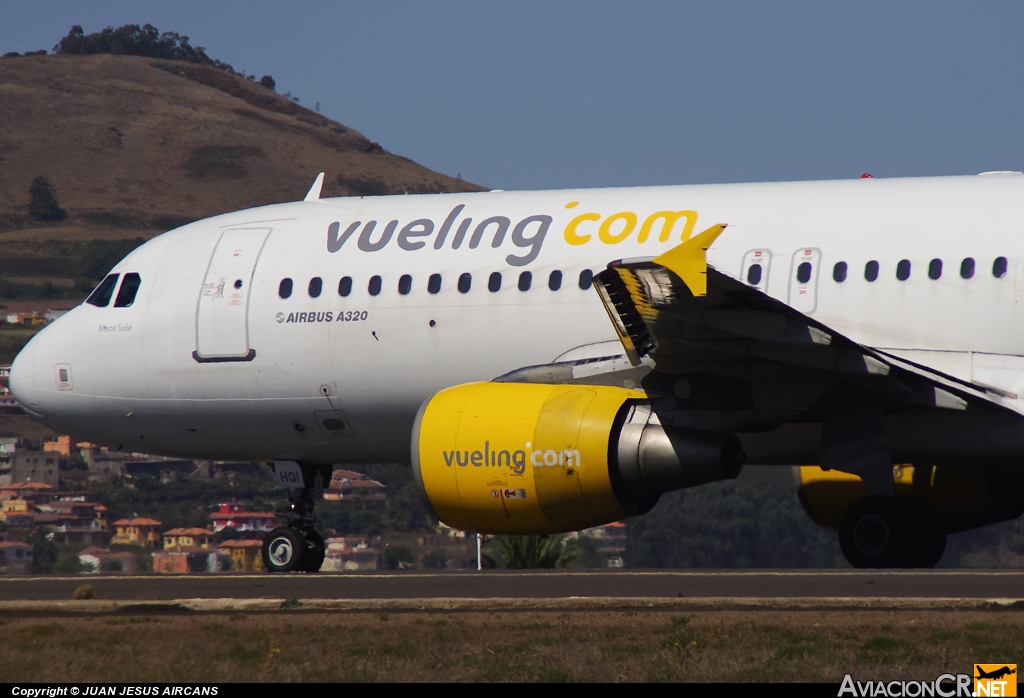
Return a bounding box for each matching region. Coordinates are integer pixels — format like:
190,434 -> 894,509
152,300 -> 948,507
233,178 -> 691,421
0,52 -> 485,322
0,53 -> 483,222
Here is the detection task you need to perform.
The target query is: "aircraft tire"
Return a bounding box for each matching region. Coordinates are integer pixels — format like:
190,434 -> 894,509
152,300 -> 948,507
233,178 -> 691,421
898,496 -> 947,568
262,527 -> 307,573
301,529 -> 326,573
838,495 -> 917,568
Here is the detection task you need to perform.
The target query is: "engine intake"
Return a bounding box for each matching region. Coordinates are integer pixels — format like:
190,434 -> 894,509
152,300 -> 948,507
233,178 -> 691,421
412,382 -> 744,534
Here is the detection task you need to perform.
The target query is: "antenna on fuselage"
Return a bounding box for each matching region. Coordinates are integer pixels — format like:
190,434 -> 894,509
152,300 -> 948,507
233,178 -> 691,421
303,172 -> 325,202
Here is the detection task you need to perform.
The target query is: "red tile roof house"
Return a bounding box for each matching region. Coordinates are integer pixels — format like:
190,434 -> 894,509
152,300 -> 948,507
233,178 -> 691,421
324,470 -> 386,501
0,482 -> 56,506
152,547 -> 230,574
323,536 -> 378,571
161,527 -> 216,550
0,540 -> 33,575
218,539 -> 265,572
78,547 -> 137,574
33,501 -> 111,545
152,524 -> 233,574
209,502 -> 277,537
111,517 -> 162,546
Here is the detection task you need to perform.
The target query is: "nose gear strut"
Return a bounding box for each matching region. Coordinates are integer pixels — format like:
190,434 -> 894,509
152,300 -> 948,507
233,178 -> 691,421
261,462 -> 332,573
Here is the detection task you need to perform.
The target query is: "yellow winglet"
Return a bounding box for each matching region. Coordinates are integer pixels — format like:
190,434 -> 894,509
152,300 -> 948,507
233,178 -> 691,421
651,223 -> 727,297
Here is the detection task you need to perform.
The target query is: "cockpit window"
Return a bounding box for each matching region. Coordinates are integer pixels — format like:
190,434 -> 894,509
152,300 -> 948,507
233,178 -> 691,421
113,273 -> 142,308
86,274 -> 120,307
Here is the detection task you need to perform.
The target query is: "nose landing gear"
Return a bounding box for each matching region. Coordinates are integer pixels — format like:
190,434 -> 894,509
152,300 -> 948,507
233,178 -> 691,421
261,462 -> 331,573
261,526 -> 327,573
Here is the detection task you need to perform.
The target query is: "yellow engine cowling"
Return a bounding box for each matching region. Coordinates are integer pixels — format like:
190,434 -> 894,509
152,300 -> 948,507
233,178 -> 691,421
797,464 -> 1024,533
412,382 -> 744,534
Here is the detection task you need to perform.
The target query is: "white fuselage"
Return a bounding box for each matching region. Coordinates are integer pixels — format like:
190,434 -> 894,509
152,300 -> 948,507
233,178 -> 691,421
10,174 -> 1024,464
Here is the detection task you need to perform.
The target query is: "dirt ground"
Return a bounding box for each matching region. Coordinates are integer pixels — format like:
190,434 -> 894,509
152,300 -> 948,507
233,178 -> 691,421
0,607 -> 1020,682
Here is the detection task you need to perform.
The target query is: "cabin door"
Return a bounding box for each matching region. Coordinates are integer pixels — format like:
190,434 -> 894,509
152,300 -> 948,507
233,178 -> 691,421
194,227 -> 271,362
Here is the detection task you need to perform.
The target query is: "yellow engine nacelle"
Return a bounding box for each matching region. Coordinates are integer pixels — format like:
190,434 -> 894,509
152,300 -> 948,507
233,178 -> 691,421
797,464 -> 1024,533
412,382 -> 744,534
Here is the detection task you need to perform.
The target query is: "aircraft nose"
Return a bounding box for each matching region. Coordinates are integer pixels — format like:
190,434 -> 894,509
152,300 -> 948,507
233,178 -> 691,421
8,338 -> 40,415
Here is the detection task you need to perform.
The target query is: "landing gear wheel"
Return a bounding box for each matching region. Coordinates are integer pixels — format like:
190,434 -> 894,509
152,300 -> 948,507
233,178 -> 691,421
838,495 -> 917,568
301,529 -> 326,573
262,527 -> 307,573
899,496 -> 947,568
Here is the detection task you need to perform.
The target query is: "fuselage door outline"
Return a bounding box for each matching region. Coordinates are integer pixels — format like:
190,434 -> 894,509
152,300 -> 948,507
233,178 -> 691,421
787,247 -> 823,314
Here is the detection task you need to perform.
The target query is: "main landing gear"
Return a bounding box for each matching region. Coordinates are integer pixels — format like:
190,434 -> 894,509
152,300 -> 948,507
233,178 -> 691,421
838,495 -> 947,568
261,462 -> 331,573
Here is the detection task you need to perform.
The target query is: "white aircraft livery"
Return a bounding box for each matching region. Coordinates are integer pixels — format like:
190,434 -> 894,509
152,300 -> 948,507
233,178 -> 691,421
10,172 -> 1024,572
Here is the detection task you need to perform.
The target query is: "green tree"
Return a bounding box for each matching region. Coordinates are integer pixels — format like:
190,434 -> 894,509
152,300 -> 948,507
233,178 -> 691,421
53,24 -> 232,71
421,551 -> 447,569
53,555 -> 83,575
380,545 -> 414,569
28,175 -> 66,221
574,535 -> 606,568
498,535 -> 577,569
31,526 -> 59,573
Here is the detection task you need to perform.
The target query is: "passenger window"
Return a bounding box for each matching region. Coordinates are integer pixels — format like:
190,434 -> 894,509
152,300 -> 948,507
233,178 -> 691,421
896,260 -> 911,281
928,259 -> 942,280
796,262 -> 812,284
864,261 -> 879,282
308,277 -> 323,298
113,273 -> 142,308
338,276 -> 352,297
993,257 -> 1008,278
746,264 -> 762,285
398,274 -> 412,295
960,258 -> 975,279
579,269 -> 594,290
368,275 -> 382,296
86,274 -> 120,307
458,273 -> 472,294
832,262 -> 847,282
518,271 -> 532,291
488,272 -> 502,292
278,278 -> 293,299
428,274 -> 442,294
548,270 -> 563,291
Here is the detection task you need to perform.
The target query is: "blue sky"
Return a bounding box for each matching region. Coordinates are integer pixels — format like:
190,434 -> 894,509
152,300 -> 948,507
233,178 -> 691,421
3,2 -> 1024,190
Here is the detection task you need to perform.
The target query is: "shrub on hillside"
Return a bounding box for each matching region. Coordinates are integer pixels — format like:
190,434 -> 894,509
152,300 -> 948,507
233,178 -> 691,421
335,174 -> 390,196
259,75 -> 275,91
185,145 -> 264,179
29,175 -> 67,222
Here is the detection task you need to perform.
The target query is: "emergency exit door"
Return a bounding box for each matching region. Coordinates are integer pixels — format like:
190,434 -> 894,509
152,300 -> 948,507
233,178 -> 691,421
194,227 -> 271,362
787,247 -> 822,314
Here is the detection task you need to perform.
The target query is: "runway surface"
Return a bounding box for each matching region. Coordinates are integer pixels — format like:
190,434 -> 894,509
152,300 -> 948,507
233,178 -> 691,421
0,570 -> 1022,602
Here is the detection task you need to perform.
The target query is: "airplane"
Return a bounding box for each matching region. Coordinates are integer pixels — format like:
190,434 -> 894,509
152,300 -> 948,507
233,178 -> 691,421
9,171 -> 1024,573
976,667 -> 1017,681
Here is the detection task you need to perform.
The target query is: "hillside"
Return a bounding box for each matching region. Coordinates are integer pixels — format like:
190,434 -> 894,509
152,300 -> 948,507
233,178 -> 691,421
0,53 -> 485,312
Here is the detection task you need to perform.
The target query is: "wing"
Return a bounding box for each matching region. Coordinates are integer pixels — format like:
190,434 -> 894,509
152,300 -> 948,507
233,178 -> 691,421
580,224 -> 1023,494
592,224 -> 1010,415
